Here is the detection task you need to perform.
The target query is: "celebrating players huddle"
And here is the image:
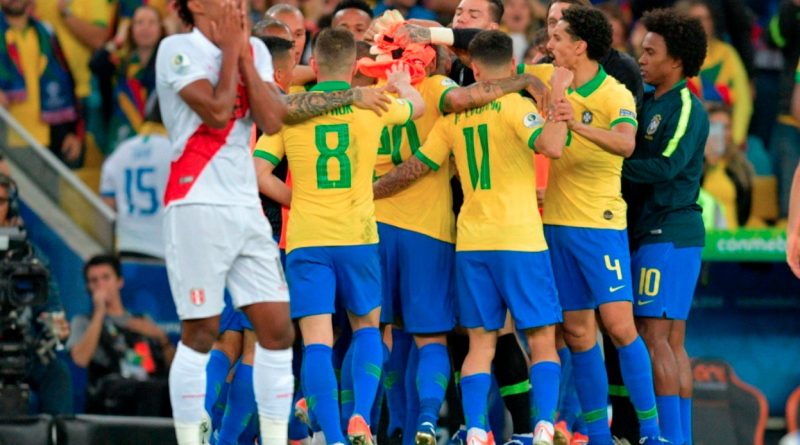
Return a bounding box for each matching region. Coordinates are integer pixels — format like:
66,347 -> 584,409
154,1 -> 710,445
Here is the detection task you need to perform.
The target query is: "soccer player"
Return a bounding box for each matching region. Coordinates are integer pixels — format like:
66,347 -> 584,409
531,6 -> 665,445
255,28 -> 424,445
622,9 -> 709,445
332,0 -> 374,41
266,4 -> 307,65
155,0 -> 293,443
373,30 -> 572,445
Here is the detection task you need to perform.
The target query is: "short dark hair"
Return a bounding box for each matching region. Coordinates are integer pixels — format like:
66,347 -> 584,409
641,8 -> 707,78
486,0 -> 504,23
333,0 -> 373,19
84,254 -> 122,281
176,0 -> 193,27
546,0 -> 588,16
468,30 -> 514,67
560,5 -> 612,61
260,36 -> 294,62
313,28 -> 356,74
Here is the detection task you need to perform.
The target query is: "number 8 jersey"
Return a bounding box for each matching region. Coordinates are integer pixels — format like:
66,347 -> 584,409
255,81 -> 413,253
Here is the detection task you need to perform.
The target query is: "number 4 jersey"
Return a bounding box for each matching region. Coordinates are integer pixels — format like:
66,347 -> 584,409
100,124 -> 172,258
416,93 -> 548,252
254,81 -> 413,253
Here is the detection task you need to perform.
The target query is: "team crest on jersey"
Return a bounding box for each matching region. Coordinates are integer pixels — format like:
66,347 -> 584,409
647,114 -> 662,136
582,111 -> 593,124
172,53 -> 191,74
523,112 -> 543,128
190,288 -> 205,306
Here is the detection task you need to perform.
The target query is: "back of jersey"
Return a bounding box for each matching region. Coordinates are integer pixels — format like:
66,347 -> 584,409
100,128 -> 172,258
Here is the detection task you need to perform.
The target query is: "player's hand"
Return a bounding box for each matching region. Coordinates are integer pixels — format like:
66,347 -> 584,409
353,86 -> 391,115
385,62 -> 412,91
210,0 -> 244,55
550,98 -> 573,123
91,290 -> 109,314
394,23 -> 432,46
788,232 -> 800,278
61,133 -> 82,162
550,66 -> 573,96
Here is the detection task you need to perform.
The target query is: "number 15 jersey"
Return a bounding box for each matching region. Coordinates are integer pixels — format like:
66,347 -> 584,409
256,81 -> 413,253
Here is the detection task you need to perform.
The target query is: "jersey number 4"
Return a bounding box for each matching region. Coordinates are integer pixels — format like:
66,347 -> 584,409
463,124 -> 491,190
315,124 -> 351,189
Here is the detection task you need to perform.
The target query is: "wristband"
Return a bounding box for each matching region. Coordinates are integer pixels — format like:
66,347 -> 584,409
429,27 -> 454,46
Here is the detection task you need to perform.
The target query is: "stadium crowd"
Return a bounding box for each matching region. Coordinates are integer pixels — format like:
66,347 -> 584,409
1,0 -> 800,445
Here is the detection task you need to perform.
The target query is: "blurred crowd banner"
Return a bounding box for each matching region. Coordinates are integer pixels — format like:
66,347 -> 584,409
702,229 -> 787,262
0,107 -> 115,251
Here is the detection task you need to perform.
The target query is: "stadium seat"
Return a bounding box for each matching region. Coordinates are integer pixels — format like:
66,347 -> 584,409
692,358 -> 768,445
0,415 -> 53,445
55,414 -> 177,445
787,385 -> 800,433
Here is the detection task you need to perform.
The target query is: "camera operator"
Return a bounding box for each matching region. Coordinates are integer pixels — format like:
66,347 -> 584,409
66,254 -> 175,416
0,173 -> 73,415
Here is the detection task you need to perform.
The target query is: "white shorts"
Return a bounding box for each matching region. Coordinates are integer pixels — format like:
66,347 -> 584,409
164,204 -> 289,320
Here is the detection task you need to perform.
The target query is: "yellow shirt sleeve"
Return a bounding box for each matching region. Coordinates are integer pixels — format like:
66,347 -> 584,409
415,117 -> 453,171
606,85 -> 638,130
505,96 -> 544,149
517,63 -> 554,87
381,95 -> 414,126
253,132 -> 284,165
427,74 -> 459,113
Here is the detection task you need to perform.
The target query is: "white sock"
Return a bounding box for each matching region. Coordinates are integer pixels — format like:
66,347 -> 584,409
170,342 -> 211,445
253,344 -> 294,444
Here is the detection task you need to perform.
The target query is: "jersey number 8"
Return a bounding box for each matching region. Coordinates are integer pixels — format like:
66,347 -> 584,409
315,124 -> 351,189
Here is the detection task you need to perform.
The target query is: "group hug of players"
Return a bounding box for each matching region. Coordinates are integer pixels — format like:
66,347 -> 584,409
156,2 -> 712,445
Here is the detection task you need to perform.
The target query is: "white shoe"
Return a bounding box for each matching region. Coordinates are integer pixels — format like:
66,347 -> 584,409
533,421 -> 554,445
311,431 -> 327,445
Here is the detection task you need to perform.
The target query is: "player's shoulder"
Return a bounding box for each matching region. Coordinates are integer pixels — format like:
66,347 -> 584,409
517,62 -> 554,80
598,74 -> 634,103
423,74 -> 458,90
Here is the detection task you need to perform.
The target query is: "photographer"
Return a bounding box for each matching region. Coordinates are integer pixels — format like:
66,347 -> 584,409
0,173 -> 73,415
67,254 -> 175,416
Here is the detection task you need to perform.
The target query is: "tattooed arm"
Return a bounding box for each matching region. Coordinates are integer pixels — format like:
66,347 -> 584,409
284,87 -> 391,124
440,73 -> 547,114
373,156 -> 433,199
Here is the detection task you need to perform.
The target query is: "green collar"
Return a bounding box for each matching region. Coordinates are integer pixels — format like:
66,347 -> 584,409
310,80 -> 351,92
568,65 -> 607,97
670,79 -> 688,91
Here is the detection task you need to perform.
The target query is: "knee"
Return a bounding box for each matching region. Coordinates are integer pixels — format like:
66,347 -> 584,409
259,322 -> 295,350
604,317 -> 638,347
181,321 -> 218,353
562,322 -> 594,351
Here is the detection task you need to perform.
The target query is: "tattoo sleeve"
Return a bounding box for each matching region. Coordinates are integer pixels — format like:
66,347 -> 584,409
373,157 -> 432,199
284,89 -> 358,124
442,73 -> 547,113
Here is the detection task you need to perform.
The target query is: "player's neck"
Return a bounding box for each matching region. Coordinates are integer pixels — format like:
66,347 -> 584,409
316,73 -> 352,85
570,59 -> 599,91
192,19 -> 213,45
653,74 -> 685,99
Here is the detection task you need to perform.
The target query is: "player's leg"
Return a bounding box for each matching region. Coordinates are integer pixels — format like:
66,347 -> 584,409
670,321 -> 693,445
216,329 -> 258,445
636,317 -> 680,445
413,334 -> 450,444
404,342 -> 420,445
165,205 -> 232,445
493,315 -> 533,438
206,329 -> 242,431
385,327 -> 412,440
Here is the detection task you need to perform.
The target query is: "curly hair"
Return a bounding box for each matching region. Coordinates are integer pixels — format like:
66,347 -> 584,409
176,0 -> 193,27
560,6 -> 611,61
641,8 -> 707,78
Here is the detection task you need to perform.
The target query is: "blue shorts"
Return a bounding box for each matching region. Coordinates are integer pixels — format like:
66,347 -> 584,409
456,250 -> 562,331
286,244 -> 381,319
378,223 -> 456,334
631,243 -> 702,320
220,291 -> 253,332
544,225 -> 633,311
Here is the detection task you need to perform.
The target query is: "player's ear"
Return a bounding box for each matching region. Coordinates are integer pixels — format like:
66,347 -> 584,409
310,57 -> 319,77
509,56 -> 517,76
471,62 -> 480,79
575,39 -> 587,57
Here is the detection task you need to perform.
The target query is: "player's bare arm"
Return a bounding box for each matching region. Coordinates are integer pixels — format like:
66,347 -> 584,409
239,35 -> 286,134
787,163 -> 800,277
178,2 -> 242,129
441,73 -> 547,114
372,156 -> 432,199
792,79 -> 800,122
254,157 -> 291,207
567,118 -> 636,158
284,87 -> 392,124
385,63 -> 426,119
534,67 -> 572,159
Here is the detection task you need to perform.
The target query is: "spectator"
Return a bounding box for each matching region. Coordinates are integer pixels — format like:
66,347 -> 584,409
253,17 -> 294,40
112,0 -> 169,51
374,0 -> 438,21
90,5 -> 163,151
702,103 -> 755,229
681,0 -> 753,147
67,254 -> 175,416
99,99 -> 170,259
331,0 -> 373,41
0,174 -> 74,414
767,0 -> 800,219
0,0 -> 81,164
502,0 -> 535,63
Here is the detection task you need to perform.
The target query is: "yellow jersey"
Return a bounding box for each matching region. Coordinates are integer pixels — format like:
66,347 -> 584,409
255,80 -> 413,253
518,63 -> 637,229
374,74 -> 458,243
35,0 -> 112,99
416,93 -> 547,252
5,26 -> 50,147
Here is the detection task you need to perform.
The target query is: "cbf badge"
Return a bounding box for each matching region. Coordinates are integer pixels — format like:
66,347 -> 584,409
582,111 -> 593,124
647,114 -> 662,136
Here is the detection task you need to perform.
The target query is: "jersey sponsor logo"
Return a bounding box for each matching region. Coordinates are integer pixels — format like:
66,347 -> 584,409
523,112 -> 543,128
609,285 -> 626,293
646,114 -> 662,136
619,108 -> 636,118
190,288 -> 205,306
581,110 -> 593,124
